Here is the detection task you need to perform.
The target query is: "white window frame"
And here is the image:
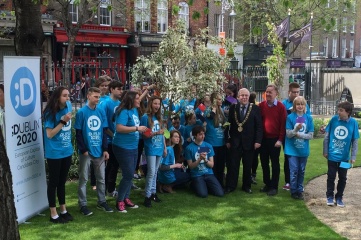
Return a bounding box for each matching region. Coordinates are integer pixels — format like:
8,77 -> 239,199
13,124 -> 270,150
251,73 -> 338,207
69,0 -> 78,23
100,0 -> 111,26
157,0 -> 168,33
179,2 -> 189,30
332,38 -> 337,58
342,17 -> 347,33
214,14 -> 220,36
227,16 -> 235,40
333,18 -> 338,32
341,38 -> 346,58
350,39 -> 354,58
350,20 -> 355,33
135,0 -> 151,33
324,37 -> 329,57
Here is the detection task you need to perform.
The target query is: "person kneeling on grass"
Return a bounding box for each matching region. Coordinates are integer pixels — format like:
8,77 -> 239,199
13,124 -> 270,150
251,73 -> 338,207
185,125 -> 224,198
323,101 -> 359,208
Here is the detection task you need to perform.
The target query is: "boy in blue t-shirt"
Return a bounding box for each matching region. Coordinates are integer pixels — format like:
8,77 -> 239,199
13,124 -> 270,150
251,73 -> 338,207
75,87 -> 113,216
323,101 -> 359,207
98,81 -> 123,197
185,125 -> 224,198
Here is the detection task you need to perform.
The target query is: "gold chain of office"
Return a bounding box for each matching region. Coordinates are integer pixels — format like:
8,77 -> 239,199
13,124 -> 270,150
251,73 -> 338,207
234,103 -> 253,132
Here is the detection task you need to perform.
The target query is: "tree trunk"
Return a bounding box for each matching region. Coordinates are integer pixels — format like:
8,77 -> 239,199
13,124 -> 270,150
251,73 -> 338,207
64,36 -> 77,88
14,0 -> 45,56
0,129 -> 20,240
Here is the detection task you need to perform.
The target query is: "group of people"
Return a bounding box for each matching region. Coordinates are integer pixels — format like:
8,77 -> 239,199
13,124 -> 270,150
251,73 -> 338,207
41,76 -> 359,224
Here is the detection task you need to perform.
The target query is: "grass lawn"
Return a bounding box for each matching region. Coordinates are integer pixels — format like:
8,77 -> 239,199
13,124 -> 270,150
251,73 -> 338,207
19,138 -> 355,240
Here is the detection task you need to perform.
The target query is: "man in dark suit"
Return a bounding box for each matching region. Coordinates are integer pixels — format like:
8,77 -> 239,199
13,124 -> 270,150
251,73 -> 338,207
225,88 -> 263,194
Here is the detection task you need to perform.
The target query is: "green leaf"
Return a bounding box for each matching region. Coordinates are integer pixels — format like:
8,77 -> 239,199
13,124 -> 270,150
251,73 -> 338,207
188,0 -> 194,6
192,11 -> 201,20
172,5 -> 180,15
203,7 -> 209,15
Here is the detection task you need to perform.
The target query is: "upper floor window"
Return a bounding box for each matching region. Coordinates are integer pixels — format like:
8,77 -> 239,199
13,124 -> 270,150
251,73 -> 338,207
157,0 -> 168,33
69,0 -> 78,23
100,0 -> 111,26
179,2 -> 189,29
342,17 -> 347,33
228,16 -> 235,40
214,14 -> 220,36
350,39 -> 354,58
135,0 -> 150,32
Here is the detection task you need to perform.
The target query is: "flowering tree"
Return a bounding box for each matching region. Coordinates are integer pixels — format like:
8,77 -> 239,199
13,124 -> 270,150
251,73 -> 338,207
131,21 -> 233,111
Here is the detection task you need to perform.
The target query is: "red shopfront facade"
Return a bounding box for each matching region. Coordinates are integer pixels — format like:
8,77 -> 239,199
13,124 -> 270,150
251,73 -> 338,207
53,24 -> 131,84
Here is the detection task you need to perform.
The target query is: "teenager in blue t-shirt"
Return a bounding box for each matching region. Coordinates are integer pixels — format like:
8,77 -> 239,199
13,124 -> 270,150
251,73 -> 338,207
183,110 -> 206,149
43,87 -> 73,224
185,125 -> 224,198
158,130 -> 191,193
323,101 -> 359,207
112,91 -> 148,213
141,96 -> 167,207
98,80 -> 123,197
285,96 -> 314,200
204,93 -> 226,187
75,87 -> 112,216
174,86 -> 197,125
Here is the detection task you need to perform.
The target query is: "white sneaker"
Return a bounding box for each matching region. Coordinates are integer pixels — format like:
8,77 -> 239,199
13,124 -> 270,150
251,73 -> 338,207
108,190 -> 118,198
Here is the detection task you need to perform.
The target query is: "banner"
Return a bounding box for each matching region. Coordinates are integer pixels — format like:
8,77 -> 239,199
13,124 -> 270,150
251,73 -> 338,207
261,17 -> 290,44
289,23 -> 312,45
4,56 -> 47,224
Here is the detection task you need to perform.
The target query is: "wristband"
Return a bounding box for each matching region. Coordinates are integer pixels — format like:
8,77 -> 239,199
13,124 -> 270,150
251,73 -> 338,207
60,120 -> 67,125
136,126 -> 138,132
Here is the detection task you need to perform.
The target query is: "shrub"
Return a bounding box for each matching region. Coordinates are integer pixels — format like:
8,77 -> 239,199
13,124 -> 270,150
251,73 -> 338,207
69,110 -> 79,179
313,118 -> 329,138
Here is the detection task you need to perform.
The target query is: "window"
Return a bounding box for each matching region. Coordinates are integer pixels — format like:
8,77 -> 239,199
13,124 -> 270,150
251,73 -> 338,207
350,39 -> 354,58
135,0 -> 150,32
326,0 -> 330,8
157,0 -> 168,33
342,17 -> 347,33
324,37 -> 329,57
332,38 -> 337,58
69,1 -> 78,23
214,14 -> 220,36
179,2 -> 189,29
228,16 -> 235,40
333,18 -> 338,32
100,0 -> 111,26
341,38 -> 346,58
350,20 -> 355,33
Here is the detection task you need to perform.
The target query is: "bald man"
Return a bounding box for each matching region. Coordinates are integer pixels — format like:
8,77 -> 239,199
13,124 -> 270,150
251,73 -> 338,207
225,88 -> 263,194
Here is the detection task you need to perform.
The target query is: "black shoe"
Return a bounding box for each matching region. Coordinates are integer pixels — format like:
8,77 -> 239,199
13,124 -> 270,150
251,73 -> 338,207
291,193 -> 299,199
49,216 -> 68,224
267,189 -> 278,196
144,197 -> 152,207
298,192 -> 304,200
224,187 -> 235,194
260,186 -> 270,192
80,206 -> 93,216
242,188 -> 252,194
151,194 -> 162,202
60,212 -> 74,221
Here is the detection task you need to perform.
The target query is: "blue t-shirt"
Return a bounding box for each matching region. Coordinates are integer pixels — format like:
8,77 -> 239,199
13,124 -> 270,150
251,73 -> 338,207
183,120 -> 203,149
113,108 -> 140,150
325,115 -> 360,162
284,112 -> 314,157
184,141 -> 214,178
175,98 -> 196,125
282,98 -> 311,115
141,114 -> 165,156
158,146 -> 176,184
99,97 -> 120,144
205,117 -> 225,147
43,101 -> 73,159
74,104 -> 108,158
99,95 -> 110,105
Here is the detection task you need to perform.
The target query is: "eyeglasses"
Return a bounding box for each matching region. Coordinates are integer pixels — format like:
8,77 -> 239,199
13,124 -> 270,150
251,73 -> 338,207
238,94 -> 249,97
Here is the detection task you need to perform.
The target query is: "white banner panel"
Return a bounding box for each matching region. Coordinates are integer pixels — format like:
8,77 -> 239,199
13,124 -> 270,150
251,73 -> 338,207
4,56 -> 47,223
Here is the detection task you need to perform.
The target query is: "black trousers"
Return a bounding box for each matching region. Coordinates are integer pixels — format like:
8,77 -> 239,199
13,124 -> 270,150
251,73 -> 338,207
47,156 -> 72,207
252,148 -> 260,177
213,145 -> 226,187
282,140 -> 290,184
136,139 -> 144,172
260,138 -> 281,190
105,144 -> 119,193
226,141 -> 254,190
326,160 -> 348,199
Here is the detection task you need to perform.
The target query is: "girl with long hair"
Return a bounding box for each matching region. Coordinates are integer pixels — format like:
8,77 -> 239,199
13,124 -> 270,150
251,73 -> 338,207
205,92 -> 227,187
158,130 -> 191,193
141,96 -> 167,207
112,91 -> 147,213
43,86 -> 73,223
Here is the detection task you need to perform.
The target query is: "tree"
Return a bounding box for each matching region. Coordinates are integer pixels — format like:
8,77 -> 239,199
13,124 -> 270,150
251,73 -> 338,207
48,0 -> 100,87
14,0 -> 45,56
131,21 -> 233,115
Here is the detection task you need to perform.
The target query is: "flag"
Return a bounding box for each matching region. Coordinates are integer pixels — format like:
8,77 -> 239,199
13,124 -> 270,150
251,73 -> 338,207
260,17 -> 289,44
289,23 -> 312,45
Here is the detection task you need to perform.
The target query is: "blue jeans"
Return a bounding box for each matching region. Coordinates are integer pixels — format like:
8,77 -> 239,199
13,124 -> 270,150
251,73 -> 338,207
145,155 -> 162,198
113,145 -> 138,202
173,168 -> 191,187
78,154 -> 106,207
191,174 -> 224,198
288,156 -> 307,194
